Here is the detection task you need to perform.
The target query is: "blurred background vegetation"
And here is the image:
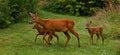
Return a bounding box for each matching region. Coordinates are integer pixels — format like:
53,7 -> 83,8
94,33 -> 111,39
0,0 -> 120,39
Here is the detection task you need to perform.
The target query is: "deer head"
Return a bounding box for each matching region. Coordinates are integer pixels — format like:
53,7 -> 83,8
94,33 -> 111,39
86,20 -> 92,29
29,13 -> 39,24
33,24 -> 39,29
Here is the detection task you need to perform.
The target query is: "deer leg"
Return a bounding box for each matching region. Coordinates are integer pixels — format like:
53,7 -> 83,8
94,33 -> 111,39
95,34 -> 100,45
53,33 -> 59,43
63,31 -> 71,47
47,32 -> 53,46
34,34 -> 39,43
90,34 -> 94,44
89,35 -> 91,44
69,29 -> 80,47
49,35 -> 53,45
43,33 -> 47,45
100,32 -> 104,45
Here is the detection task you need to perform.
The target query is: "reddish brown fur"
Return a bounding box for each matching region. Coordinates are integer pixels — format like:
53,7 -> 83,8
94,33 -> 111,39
33,23 -> 59,44
86,21 -> 104,45
29,13 -> 80,47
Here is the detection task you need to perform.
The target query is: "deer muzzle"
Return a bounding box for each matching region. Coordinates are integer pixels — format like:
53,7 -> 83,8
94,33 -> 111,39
29,20 -> 33,24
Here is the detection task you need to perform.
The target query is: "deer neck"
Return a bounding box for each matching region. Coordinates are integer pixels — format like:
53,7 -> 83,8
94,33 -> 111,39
86,26 -> 92,33
35,18 -> 47,27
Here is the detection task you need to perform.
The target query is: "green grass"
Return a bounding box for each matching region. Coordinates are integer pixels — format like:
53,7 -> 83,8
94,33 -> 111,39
0,10 -> 120,55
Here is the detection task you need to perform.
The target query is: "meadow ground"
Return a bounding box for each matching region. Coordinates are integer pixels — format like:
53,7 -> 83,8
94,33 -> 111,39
0,10 -> 120,55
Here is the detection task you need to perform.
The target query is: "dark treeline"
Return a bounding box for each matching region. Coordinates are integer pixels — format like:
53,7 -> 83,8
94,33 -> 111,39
44,0 -> 119,16
0,0 -> 119,28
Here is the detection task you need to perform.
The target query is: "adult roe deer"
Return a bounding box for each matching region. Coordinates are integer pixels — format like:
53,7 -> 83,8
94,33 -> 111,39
29,13 -> 80,47
33,23 -> 59,44
86,20 -> 104,45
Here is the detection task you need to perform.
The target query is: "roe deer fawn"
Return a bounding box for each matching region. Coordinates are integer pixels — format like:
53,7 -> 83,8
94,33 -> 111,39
33,23 -> 59,44
86,21 -> 104,45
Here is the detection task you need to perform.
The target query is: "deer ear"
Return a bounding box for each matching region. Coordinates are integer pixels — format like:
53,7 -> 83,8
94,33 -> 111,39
35,12 -> 39,16
29,13 -> 34,17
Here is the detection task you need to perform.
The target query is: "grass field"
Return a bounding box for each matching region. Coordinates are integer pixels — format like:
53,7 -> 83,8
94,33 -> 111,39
0,10 -> 120,55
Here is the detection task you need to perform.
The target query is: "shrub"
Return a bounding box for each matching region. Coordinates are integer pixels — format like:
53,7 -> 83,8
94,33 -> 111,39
0,0 -> 11,28
9,0 -> 38,23
0,0 -> 39,28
